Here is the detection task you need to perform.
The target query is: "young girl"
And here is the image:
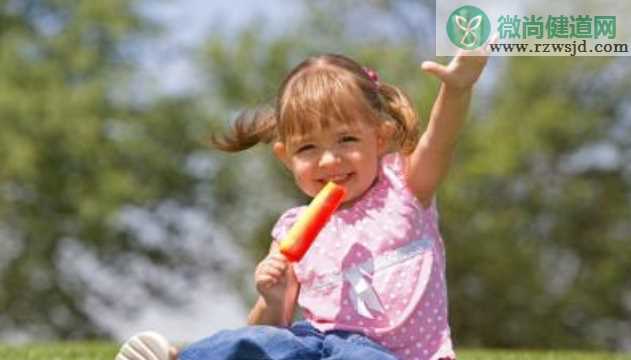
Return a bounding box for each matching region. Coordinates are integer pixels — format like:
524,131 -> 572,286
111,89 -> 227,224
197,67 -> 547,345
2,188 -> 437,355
116,50 -> 488,360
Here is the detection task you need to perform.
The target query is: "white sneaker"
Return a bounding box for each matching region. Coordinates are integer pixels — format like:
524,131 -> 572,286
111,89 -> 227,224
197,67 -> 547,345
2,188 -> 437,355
115,331 -> 172,360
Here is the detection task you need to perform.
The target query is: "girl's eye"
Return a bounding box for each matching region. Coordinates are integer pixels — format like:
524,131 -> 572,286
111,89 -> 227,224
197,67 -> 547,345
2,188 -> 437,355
296,144 -> 315,153
341,136 -> 358,143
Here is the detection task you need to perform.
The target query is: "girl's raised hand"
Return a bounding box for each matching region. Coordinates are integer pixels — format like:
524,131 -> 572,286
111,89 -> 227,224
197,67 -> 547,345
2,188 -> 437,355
420,35 -> 495,90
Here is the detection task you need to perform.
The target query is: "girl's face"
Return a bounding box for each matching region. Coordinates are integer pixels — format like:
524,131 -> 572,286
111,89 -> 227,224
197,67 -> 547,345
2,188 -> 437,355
274,121 -> 388,204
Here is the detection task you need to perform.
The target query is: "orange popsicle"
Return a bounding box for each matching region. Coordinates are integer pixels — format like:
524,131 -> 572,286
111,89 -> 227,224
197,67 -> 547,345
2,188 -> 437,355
280,182 -> 347,262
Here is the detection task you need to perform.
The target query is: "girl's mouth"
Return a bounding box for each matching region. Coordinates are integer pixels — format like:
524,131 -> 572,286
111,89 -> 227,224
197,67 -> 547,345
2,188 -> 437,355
319,172 -> 353,185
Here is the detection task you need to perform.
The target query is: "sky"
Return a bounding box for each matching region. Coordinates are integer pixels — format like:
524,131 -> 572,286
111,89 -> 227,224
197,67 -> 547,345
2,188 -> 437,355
137,0 -> 303,95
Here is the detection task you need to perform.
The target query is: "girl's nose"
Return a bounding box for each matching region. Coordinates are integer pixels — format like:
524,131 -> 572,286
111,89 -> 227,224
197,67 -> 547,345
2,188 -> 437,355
318,150 -> 340,167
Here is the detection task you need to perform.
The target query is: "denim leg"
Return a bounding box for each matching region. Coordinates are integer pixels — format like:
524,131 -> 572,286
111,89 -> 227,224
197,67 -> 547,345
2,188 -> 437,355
178,324 -> 322,360
321,330 -> 398,360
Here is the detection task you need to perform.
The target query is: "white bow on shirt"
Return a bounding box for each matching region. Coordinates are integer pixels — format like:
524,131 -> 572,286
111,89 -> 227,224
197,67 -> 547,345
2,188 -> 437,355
340,237 -> 434,319
343,265 -> 386,318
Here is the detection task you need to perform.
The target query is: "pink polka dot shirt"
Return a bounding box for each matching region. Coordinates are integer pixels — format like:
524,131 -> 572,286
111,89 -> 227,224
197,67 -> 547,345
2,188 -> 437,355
272,153 -> 455,360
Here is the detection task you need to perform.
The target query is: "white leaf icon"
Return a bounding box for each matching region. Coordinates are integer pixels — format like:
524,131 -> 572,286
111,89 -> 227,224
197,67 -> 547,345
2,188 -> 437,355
455,15 -> 468,31
468,15 -> 482,31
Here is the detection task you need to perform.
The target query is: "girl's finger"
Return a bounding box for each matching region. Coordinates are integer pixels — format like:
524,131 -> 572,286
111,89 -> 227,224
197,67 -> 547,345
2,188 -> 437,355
478,33 -> 499,57
267,257 -> 288,270
269,252 -> 289,263
421,61 -> 449,80
257,275 -> 277,288
262,266 -> 283,278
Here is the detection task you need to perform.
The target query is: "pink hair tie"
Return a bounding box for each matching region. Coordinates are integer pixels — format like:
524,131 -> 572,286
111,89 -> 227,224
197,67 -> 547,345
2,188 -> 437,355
362,66 -> 380,87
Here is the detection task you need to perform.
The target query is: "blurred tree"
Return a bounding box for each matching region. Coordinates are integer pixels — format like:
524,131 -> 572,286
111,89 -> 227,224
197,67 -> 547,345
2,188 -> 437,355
444,57 -> 631,350
0,0 -> 220,339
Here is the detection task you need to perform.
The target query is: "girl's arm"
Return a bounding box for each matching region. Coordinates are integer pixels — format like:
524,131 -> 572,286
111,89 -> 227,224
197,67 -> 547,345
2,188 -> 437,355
247,242 -> 300,327
404,50 -> 489,206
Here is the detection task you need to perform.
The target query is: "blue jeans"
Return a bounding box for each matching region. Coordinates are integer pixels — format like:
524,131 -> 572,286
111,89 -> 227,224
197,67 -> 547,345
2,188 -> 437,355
179,321 -> 398,360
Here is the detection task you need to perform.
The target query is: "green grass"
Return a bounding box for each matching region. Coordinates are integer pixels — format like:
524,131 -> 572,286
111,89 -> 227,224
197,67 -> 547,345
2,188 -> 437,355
462,349 -> 631,359
0,342 -> 117,360
0,343 -> 629,360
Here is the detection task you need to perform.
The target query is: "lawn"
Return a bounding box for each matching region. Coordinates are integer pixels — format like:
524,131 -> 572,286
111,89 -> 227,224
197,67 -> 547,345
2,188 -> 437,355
0,343 -> 630,360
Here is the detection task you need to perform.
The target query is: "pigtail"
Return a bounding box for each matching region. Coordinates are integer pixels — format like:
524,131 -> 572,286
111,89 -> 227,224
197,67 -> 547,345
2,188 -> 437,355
378,84 -> 420,155
210,106 -> 277,152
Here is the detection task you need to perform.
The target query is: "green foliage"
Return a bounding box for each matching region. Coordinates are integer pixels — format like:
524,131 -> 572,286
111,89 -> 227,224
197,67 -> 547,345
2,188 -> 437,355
443,57 -> 631,349
0,0 -> 213,339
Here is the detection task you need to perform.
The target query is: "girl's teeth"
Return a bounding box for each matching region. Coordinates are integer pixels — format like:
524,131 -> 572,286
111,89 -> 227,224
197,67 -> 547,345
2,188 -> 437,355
328,174 -> 348,182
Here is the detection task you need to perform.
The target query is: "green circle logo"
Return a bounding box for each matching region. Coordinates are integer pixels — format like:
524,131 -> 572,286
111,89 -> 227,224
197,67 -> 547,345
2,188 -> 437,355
447,5 -> 491,49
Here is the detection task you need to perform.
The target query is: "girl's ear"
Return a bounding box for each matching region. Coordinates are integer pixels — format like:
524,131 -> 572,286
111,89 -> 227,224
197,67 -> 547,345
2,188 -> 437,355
273,142 -> 291,168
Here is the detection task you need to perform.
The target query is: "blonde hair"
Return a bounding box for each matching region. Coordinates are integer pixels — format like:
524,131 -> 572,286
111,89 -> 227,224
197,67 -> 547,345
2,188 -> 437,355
211,54 -> 420,154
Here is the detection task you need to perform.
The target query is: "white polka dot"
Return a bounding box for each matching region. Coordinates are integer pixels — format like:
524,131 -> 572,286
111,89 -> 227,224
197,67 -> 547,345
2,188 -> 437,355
405,349 -> 411,355
410,318 -> 415,324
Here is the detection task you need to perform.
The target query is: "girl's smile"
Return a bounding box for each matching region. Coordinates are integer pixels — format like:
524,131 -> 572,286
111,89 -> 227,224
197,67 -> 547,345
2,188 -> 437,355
317,172 -> 354,185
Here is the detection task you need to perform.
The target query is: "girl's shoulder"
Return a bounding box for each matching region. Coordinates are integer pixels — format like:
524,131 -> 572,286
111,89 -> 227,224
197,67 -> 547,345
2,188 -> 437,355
381,151 -> 405,174
379,151 -> 409,192
381,151 -> 438,214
